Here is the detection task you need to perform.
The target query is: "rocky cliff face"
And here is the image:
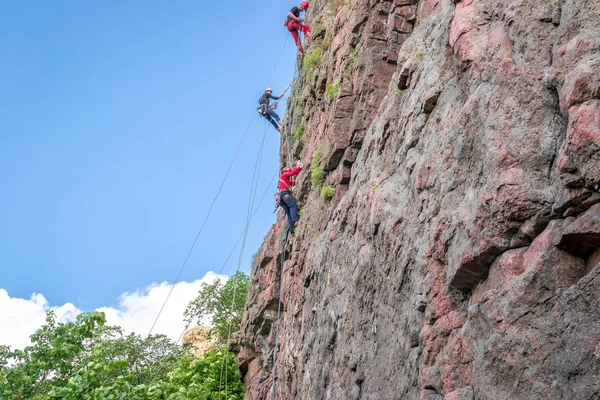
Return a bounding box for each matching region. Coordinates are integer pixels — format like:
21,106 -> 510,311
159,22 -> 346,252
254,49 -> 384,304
182,326 -> 217,358
238,0 -> 600,399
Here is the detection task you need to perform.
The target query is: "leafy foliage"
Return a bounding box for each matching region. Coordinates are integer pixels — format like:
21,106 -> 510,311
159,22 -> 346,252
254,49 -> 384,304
345,45 -> 360,78
328,0 -> 346,15
322,28 -> 333,51
164,349 -> 244,400
321,186 -> 336,199
303,46 -> 322,70
0,311 -> 104,400
310,150 -> 325,188
326,81 -> 340,101
0,312 -> 244,400
184,271 -> 249,341
292,122 -> 305,141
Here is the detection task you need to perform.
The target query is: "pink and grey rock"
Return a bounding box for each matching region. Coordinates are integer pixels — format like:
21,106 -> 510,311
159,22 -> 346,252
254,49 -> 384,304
236,0 -> 600,398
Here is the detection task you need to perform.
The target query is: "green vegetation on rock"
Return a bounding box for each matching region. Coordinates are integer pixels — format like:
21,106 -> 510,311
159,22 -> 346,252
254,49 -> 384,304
345,45 -> 360,77
321,186 -> 336,199
326,81 -> 340,101
311,150 -> 325,188
303,46 -> 322,70
293,122 -> 305,141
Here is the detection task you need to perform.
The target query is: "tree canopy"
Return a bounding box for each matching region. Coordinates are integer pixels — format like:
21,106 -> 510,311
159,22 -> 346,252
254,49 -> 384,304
0,311 -> 244,400
184,271 -> 249,340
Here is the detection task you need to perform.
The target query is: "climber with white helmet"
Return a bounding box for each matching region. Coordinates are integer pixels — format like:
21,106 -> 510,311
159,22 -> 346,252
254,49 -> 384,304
258,87 -> 285,132
284,2 -> 312,55
274,164 -> 303,233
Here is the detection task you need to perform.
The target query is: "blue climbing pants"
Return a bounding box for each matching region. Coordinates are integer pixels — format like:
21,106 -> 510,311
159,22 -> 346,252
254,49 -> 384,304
279,191 -> 299,232
261,107 -> 281,130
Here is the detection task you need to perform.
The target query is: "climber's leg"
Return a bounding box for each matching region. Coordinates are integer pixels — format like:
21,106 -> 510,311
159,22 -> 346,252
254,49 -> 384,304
267,109 -> 280,122
279,193 -> 293,232
287,21 -> 300,45
287,208 -> 294,232
287,22 -> 304,55
298,23 -> 311,41
264,113 -> 280,131
282,193 -> 299,232
267,109 -> 283,127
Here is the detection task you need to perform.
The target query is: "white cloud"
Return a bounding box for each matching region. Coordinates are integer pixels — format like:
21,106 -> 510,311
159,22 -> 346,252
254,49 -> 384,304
0,290 -> 81,350
98,271 -> 224,342
0,271 -> 226,350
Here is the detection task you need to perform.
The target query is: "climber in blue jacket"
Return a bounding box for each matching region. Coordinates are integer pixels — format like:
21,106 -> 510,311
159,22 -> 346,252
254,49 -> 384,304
258,88 -> 284,132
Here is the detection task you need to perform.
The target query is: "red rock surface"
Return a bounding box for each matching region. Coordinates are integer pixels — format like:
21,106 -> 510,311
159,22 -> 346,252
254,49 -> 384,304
236,0 -> 600,398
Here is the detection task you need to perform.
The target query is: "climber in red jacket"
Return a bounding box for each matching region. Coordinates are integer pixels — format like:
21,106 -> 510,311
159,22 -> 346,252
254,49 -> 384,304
275,164 -> 303,233
284,2 -> 312,55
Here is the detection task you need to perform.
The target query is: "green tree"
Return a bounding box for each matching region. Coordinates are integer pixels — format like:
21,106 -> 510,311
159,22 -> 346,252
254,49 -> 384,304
166,349 -> 244,400
81,325 -> 184,385
0,311 -> 103,400
184,271 -> 249,340
0,311 -> 244,400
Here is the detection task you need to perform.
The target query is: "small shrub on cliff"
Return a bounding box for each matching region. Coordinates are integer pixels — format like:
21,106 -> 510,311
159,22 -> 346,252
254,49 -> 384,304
328,0 -> 346,15
326,81 -> 340,101
321,186 -> 336,199
293,122 -> 305,141
184,271 -> 249,340
303,46 -> 322,70
311,150 -> 325,188
322,28 -> 333,50
344,45 -> 361,77
415,50 -> 425,62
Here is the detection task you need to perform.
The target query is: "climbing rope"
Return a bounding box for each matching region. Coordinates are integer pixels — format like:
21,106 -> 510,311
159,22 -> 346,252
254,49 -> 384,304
219,121 -> 270,398
125,15 -> 309,392
216,37 -> 305,391
282,62 -> 302,167
144,112 -> 257,342
127,112 -> 259,378
215,170 -> 278,276
143,33 -> 291,344
145,169 -> 278,387
268,41 -> 309,400
270,229 -> 289,400
133,34 -> 292,384
267,35 -> 289,88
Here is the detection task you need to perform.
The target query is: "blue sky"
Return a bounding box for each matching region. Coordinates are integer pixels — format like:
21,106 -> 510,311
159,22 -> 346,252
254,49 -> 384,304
0,1 -> 297,314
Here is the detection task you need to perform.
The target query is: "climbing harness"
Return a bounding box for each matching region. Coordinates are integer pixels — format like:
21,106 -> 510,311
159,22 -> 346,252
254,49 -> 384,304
257,103 -> 278,116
